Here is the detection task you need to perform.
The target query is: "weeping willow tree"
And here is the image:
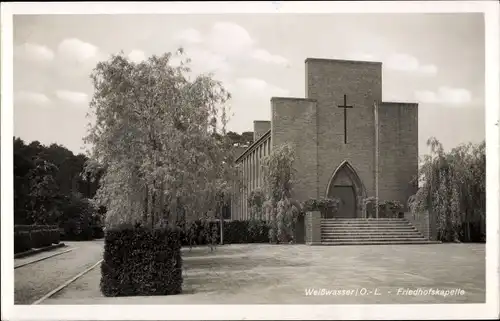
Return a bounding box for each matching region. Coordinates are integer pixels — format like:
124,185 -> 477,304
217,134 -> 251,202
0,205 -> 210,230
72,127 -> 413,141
261,143 -> 301,244
84,49 -> 233,231
408,137 -> 486,242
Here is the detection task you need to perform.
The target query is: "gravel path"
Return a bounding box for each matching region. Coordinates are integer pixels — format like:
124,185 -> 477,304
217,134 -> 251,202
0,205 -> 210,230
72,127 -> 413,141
14,240 -> 104,305
15,245 -> 73,268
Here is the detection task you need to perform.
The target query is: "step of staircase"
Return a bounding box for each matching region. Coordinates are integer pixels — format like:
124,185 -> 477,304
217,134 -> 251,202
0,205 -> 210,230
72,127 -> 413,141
319,240 -> 440,246
322,217 -> 408,220
322,232 -> 424,238
321,221 -> 413,226
321,222 -> 414,226
322,225 -> 415,229
324,218 -> 404,220
319,218 -> 432,246
322,236 -> 425,241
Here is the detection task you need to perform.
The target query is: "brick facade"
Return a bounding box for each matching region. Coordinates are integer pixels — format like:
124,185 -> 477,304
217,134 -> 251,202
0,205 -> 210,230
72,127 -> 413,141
305,211 -> 322,245
379,102 -> 419,210
253,121 -> 271,141
271,97 -> 318,202
233,58 -> 418,219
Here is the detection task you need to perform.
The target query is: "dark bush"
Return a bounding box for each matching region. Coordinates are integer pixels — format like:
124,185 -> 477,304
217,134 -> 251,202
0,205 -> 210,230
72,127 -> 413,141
14,231 -> 32,253
51,229 -> 61,244
364,198 -> 404,218
59,194 -> 95,241
455,221 -> 486,243
303,197 -> 340,218
14,225 -> 60,253
31,230 -> 52,247
92,226 -> 105,239
180,219 -> 270,246
100,225 -> 183,297
246,220 -> 270,243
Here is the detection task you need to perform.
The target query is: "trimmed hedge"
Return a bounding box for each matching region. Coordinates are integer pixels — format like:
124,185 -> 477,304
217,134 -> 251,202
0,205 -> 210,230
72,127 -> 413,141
180,219 -> 270,246
100,225 -> 183,297
14,225 -> 60,254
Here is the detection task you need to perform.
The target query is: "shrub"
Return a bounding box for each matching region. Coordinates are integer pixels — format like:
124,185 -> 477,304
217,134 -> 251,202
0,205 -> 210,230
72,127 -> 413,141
276,197 -> 299,243
248,189 -> 265,220
247,220 -> 270,243
30,230 -> 52,247
14,225 -> 60,253
92,226 -> 105,239
59,194 -> 95,241
364,198 -> 403,218
179,219 -> 270,246
100,225 -> 182,297
91,210 -> 105,239
303,197 -> 340,218
51,229 -> 61,244
14,231 -> 32,253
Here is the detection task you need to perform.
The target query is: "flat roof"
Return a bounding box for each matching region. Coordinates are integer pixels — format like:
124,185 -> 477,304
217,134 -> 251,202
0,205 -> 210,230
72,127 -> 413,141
305,57 -> 382,65
235,129 -> 271,163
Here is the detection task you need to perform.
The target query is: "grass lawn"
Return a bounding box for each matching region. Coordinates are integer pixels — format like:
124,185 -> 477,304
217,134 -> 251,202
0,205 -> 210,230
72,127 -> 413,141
43,243 -> 485,304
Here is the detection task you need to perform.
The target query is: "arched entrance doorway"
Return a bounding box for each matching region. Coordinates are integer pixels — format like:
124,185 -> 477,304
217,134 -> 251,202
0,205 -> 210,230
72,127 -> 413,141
325,161 -> 366,218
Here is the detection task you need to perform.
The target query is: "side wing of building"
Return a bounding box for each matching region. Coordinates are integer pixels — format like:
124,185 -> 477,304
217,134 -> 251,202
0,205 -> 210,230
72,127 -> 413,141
231,130 -> 271,220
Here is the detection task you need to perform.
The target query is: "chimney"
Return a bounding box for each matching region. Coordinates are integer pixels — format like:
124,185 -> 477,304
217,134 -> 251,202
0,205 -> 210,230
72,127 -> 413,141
253,121 -> 271,141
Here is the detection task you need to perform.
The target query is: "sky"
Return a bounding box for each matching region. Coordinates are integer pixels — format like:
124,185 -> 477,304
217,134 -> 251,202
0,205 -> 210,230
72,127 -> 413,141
13,13 -> 485,156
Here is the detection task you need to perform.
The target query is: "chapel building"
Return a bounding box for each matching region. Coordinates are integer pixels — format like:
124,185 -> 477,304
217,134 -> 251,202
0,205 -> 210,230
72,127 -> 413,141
231,58 -> 418,220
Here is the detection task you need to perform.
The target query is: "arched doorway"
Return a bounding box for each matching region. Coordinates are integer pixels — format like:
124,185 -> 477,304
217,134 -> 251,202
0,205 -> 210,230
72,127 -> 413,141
325,161 -> 366,218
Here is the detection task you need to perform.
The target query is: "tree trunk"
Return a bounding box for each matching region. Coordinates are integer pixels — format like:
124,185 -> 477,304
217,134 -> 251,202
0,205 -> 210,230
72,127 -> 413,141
151,184 -> 156,229
143,186 -> 149,225
219,200 -> 224,245
159,182 -> 165,226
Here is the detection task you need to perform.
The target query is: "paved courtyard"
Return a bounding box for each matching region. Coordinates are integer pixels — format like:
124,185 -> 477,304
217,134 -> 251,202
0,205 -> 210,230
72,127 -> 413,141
42,243 -> 485,304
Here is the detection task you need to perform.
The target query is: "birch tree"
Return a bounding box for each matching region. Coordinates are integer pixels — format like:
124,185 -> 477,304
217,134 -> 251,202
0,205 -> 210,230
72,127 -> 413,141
408,138 -> 486,242
261,143 -> 301,243
84,49 -> 232,228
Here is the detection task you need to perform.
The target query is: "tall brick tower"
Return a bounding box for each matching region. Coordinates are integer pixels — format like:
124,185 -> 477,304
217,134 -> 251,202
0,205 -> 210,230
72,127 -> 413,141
234,57 -> 418,220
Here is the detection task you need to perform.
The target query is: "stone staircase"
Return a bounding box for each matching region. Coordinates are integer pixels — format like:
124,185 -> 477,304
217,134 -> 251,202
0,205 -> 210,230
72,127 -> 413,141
320,218 -> 439,245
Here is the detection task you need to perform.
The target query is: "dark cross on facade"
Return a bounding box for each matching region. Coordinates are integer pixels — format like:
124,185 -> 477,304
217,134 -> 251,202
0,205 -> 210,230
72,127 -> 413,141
338,94 -> 353,144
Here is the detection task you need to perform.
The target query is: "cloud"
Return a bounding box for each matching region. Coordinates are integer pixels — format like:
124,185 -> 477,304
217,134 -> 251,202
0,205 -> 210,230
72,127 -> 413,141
169,47 -> 231,79
168,55 -> 183,68
347,52 -> 437,76
15,90 -> 51,106
174,28 -> 203,45
385,53 -> 438,76
206,22 -> 254,56
192,49 -> 232,75
15,43 -> 55,63
414,86 -> 472,105
418,64 -> 438,74
225,78 -> 289,132
250,49 -> 289,66
57,38 -> 99,62
55,90 -> 89,104
233,77 -> 289,97
347,52 -> 378,62
128,49 -> 146,63
174,22 -> 289,67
